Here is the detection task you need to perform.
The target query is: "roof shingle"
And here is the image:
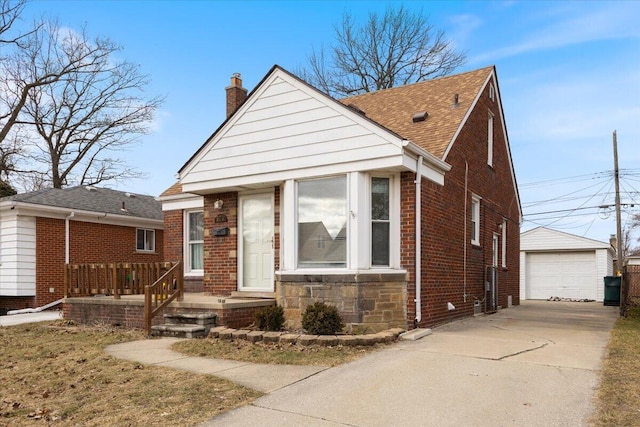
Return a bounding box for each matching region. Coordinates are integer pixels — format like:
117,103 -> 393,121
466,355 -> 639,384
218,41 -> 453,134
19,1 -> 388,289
1,186 -> 162,220
341,66 -> 494,159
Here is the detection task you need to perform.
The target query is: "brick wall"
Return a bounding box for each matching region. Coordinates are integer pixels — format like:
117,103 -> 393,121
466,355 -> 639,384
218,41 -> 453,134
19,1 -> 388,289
0,296 -> 35,313
406,77 -> 520,328
35,218 -> 163,307
163,210 -> 183,264
203,192 -> 238,295
63,299 -> 267,330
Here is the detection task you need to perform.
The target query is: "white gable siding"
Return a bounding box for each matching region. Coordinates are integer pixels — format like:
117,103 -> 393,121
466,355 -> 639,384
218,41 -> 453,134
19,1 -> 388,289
521,227 -> 610,251
181,73 -> 408,192
0,215 -> 36,296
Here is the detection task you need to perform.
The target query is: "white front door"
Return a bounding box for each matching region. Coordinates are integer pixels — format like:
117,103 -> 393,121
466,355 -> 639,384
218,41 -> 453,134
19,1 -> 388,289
238,193 -> 274,291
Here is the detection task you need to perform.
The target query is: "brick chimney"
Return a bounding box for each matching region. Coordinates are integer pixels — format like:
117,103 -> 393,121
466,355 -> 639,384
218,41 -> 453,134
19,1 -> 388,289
226,73 -> 248,118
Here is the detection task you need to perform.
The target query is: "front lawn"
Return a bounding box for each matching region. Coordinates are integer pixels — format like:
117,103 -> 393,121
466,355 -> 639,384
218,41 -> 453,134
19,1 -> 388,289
0,321 -> 260,426
172,337 -> 384,366
594,306 -> 640,426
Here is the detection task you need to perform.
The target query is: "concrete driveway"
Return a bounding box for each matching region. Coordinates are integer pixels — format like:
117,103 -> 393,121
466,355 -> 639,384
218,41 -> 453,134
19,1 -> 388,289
202,301 -> 618,427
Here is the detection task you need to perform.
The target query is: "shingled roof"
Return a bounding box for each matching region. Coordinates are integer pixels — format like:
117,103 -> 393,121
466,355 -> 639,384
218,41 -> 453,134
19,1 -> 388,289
163,65 -> 495,197
1,186 -> 162,220
341,66 -> 494,159
159,182 -> 183,198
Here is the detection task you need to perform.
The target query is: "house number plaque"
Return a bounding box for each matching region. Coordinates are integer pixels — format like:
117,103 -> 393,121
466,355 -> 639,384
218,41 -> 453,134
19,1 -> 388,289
214,214 -> 228,223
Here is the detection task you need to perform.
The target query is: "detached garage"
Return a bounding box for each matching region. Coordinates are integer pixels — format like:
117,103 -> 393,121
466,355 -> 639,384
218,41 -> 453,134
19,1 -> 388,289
520,227 -> 614,301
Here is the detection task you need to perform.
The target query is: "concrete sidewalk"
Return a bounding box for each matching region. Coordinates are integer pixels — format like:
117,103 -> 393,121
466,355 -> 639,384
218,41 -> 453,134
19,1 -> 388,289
201,301 -> 618,427
0,310 -> 62,326
105,338 -> 329,393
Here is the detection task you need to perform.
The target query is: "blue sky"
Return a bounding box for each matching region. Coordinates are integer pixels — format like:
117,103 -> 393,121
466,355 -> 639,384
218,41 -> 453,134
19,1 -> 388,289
19,0 -> 640,243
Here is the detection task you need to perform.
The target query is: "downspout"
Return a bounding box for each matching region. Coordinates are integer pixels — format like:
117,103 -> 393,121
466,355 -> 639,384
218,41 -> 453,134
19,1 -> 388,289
65,212 -> 74,264
415,156 -> 423,325
463,162 -> 468,303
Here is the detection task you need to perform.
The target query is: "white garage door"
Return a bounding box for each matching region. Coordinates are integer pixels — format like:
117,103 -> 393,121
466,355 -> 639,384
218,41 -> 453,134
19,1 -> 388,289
526,251 -> 596,300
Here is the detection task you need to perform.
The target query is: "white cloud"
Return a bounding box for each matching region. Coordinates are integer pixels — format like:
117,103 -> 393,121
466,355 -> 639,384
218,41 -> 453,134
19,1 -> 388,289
470,3 -> 640,64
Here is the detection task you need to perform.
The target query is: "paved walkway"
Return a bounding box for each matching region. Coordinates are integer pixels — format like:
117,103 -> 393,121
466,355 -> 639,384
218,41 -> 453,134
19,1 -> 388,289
105,338 -> 328,393
0,310 -> 62,326
107,301 -> 618,427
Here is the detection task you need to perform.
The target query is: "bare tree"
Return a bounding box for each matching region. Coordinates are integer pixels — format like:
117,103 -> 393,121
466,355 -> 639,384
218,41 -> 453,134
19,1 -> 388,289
623,215 -> 640,257
300,5 -> 466,98
2,19 -> 162,189
0,0 -> 26,44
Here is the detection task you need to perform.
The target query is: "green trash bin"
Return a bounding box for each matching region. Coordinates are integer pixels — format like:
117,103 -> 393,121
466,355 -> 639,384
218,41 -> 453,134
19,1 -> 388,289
603,276 -> 621,306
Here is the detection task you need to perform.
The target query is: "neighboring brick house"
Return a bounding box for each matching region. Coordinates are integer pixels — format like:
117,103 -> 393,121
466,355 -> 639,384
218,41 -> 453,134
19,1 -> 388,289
160,65 -> 521,331
0,186 -> 163,312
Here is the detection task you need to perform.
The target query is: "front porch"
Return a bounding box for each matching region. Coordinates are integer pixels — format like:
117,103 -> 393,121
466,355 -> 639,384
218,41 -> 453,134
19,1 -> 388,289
63,293 -> 276,331
62,261 -> 275,333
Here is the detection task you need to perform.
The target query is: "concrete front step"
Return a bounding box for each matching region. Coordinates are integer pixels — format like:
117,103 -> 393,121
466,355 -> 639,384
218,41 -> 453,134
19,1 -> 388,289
152,312 -> 218,338
151,323 -> 206,338
164,312 -> 217,328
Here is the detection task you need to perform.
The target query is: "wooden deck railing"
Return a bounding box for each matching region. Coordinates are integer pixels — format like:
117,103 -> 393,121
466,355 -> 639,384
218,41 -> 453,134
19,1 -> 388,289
144,261 -> 184,334
64,262 -> 180,299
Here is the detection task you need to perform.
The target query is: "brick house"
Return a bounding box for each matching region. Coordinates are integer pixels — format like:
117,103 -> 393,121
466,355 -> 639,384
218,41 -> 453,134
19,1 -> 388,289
0,186 -> 163,312
160,65 -> 521,331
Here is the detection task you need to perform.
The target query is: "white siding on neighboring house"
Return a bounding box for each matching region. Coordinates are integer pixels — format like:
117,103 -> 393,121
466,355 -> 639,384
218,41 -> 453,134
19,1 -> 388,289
180,70 -> 443,193
520,227 -> 613,302
0,214 -> 36,296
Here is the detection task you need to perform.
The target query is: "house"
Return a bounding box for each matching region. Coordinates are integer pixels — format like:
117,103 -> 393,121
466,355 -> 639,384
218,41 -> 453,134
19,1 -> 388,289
520,227 -> 614,301
0,186 -> 164,313
160,65 -> 521,331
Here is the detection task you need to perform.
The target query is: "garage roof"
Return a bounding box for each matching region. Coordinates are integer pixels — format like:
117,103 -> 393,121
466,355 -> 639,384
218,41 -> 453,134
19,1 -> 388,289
521,227 -> 613,251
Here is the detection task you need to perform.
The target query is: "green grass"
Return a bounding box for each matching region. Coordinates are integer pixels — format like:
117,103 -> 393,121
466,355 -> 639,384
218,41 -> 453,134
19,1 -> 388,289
594,306 -> 640,426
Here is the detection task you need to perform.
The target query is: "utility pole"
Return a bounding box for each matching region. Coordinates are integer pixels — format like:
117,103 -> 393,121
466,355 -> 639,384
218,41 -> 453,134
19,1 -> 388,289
613,130 -> 625,315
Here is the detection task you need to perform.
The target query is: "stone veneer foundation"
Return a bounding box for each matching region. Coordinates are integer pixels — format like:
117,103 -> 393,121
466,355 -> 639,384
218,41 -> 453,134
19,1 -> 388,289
276,272 -> 408,333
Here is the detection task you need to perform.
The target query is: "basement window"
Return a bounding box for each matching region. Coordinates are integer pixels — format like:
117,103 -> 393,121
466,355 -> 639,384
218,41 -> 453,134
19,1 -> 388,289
136,228 -> 155,252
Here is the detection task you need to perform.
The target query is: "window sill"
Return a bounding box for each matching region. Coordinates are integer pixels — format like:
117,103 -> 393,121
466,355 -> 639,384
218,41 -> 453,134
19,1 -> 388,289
185,272 -> 204,278
276,269 -> 408,283
135,250 -> 157,254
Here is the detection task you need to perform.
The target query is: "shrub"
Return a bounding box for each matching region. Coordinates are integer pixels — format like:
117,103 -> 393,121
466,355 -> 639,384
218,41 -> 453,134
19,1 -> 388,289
254,305 -> 285,331
302,302 -> 345,335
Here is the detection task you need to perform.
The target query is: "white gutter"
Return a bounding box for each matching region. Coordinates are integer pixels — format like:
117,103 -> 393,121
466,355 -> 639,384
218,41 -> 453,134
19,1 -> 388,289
402,140 -> 451,174
65,212 -> 75,264
463,162 -> 468,303
7,299 -> 63,315
415,155 -> 423,325
8,202 -> 163,228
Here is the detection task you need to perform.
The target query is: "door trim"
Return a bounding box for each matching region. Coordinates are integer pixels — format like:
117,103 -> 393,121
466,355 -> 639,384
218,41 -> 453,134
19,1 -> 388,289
237,192 -> 275,292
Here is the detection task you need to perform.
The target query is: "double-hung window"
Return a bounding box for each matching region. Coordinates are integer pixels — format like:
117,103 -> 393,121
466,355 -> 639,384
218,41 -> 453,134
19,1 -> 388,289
187,211 -> 204,272
471,196 -> 480,246
487,111 -> 494,167
501,219 -> 507,268
371,177 -> 390,266
297,175 -> 347,268
136,228 -> 155,252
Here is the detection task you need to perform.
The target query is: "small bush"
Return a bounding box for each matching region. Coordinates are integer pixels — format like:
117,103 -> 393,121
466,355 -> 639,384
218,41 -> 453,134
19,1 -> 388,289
302,302 -> 345,335
254,305 -> 285,331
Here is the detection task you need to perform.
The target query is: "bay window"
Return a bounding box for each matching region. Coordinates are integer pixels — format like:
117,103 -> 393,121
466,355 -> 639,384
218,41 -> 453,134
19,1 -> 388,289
297,176 -> 347,268
282,172 -> 399,271
371,177 -> 390,266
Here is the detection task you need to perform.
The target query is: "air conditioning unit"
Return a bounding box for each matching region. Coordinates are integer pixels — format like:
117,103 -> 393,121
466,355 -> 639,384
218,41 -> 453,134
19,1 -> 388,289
485,265 -> 498,313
